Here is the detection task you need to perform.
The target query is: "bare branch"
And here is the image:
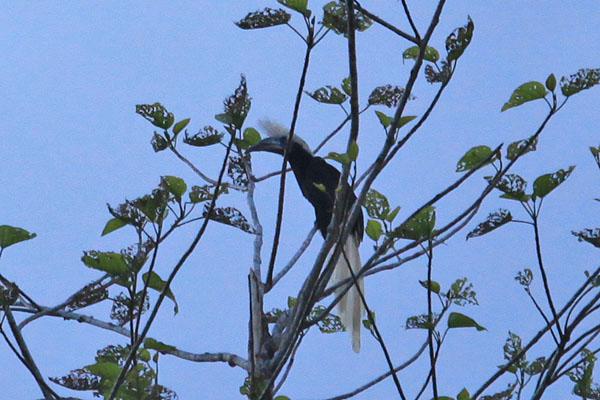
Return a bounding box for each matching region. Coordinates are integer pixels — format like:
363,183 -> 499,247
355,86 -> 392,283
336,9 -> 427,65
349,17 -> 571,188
354,1 -> 418,44
271,226 -> 318,287
11,305 -> 249,371
169,143 -> 246,191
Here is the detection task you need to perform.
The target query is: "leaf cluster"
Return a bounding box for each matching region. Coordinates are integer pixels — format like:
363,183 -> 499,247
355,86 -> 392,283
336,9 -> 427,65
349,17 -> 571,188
51,344 -> 178,400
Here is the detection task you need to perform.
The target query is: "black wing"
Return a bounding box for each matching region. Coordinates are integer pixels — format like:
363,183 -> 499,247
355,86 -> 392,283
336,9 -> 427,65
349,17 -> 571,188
301,157 -> 364,241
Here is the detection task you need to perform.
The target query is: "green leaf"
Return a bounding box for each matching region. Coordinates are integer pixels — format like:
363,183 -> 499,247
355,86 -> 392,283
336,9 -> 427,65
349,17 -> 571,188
486,174 -> 529,201
220,75 -> 251,130
401,46 -> 419,61
341,77 -> 352,96
590,145 -> 600,169
436,397 -> 455,400
391,206 -> 436,240
85,362 -> 121,380
366,219 -> 382,241
368,85 -> 409,107
81,251 -> 128,275
287,296 -> 297,307
243,127 -> 261,145
162,175 -> 187,198
406,313 -> 437,330
274,396 -> 292,400
151,132 -> 169,152
402,46 -> 440,62
525,357 -> 546,376
313,183 -> 327,193
143,337 -> 177,353
375,110 -> 393,128
456,145 -> 494,172
138,348 -> 151,362
362,189 -> 390,219
419,279 -> 441,294
501,81 -> 547,111
322,1 -> 372,35
515,268 -> 533,287
0,225 -> 36,249
203,206 -> 255,234
101,218 -> 127,236
385,206 -> 400,222
545,73 -> 556,92
184,126 -> 224,147
572,228 -> 600,248
398,115 -> 417,128
172,118 -> 190,135
347,141 -> 359,161
425,61 -> 451,84
136,103 -> 174,129
457,388 -> 470,400
446,16 -> 474,62
215,113 -> 234,125
560,68 -> 600,97
311,304 -> 345,333
325,151 -> 350,165
188,184 -> 227,204
447,312 -> 486,331
532,165 -> 575,198
466,209 -> 512,240
506,135 -> 538,160
447,278 -> 479,306
305,86 -> 348,104
142,272 -> 179,314
277,0 -> 310,17
235,8 -> 291,29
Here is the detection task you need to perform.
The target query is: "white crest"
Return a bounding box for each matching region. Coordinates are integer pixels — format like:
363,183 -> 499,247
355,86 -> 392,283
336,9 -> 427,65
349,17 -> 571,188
259,119 -> 313,155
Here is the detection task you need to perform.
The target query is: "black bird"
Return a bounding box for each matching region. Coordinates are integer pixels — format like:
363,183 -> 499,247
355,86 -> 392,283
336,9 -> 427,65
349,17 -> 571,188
249,121 -> 365,352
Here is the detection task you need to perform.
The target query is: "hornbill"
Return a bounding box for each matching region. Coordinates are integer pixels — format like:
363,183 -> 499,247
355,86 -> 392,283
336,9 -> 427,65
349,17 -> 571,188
248,121 -> 365,352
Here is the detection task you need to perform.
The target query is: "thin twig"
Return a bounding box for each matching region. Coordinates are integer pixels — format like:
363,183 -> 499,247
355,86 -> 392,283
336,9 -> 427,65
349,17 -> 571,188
273,333 -> 304,395
532,215 -> 563,338
271,226 -> 318,287
170,144 -> 246,192
324,340 -> 429,400
400,0 -> 421,40
265,26 -> 314,291
524,287 -> 559,345
354,1 -> 418,44
426,239 -> 439,400
18,274 -> 111,330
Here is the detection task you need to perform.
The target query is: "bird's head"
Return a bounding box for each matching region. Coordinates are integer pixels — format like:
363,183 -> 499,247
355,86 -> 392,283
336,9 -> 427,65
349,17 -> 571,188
248,120 -> 312,156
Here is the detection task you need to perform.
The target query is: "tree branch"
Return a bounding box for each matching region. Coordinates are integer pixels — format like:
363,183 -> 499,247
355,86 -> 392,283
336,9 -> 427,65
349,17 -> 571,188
265,25 -> 314,291
354,1 -> 418,44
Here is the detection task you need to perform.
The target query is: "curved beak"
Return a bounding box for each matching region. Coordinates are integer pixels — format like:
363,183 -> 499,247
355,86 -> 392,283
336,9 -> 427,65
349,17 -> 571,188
247,137 -> 285,155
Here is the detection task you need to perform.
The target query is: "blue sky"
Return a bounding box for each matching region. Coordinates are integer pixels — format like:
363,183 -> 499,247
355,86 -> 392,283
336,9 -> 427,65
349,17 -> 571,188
1,1 -> 599,399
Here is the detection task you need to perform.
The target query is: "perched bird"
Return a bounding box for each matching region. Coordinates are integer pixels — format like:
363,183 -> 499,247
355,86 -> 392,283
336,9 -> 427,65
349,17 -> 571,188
248,121 -> 365,352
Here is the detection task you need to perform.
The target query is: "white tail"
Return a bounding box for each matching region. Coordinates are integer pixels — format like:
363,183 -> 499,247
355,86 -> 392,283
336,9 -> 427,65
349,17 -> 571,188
330,234 -> 364,353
